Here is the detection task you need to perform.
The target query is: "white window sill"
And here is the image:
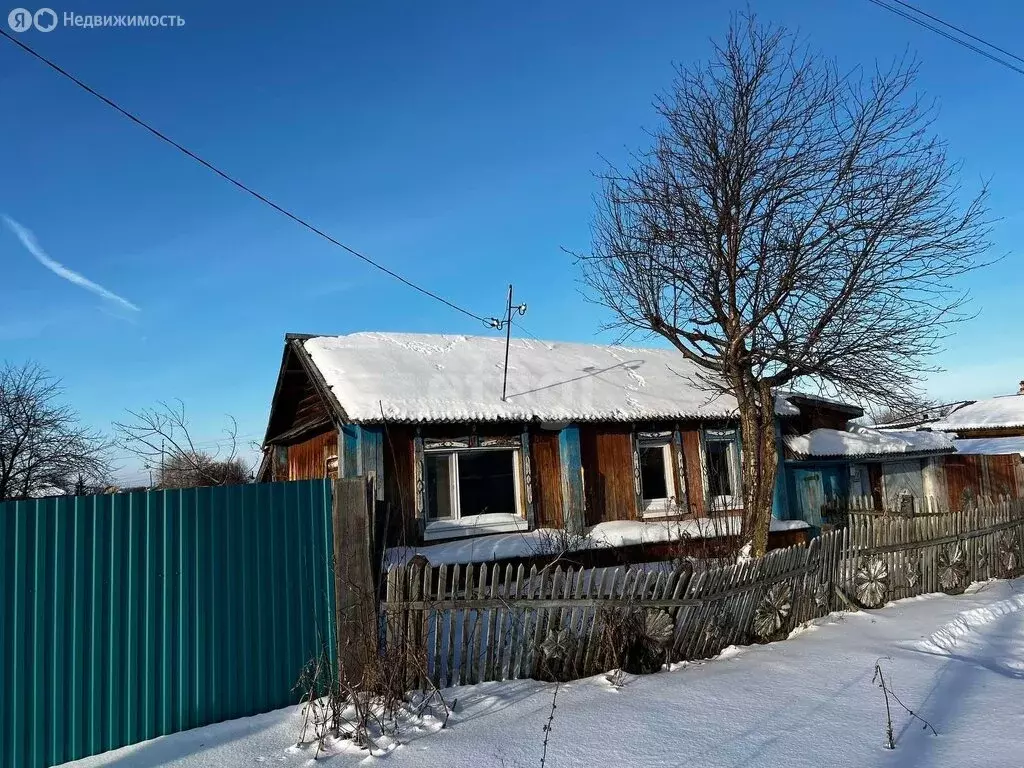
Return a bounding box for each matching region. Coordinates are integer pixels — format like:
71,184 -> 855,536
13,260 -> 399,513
707,496 -> 743,511
641,499 -> 683,519
424,513 -> 528,541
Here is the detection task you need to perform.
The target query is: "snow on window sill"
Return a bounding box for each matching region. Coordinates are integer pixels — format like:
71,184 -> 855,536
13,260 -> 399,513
707,495 -> 743,512
423,513 -> 528,541
641,499 -> 685,519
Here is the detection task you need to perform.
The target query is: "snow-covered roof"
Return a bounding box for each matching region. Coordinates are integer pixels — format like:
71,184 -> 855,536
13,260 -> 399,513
300,332 -> 830,424
925,395 -> 1024,432
953,437 -> 1024,457
786,425 -> 955,459
27,484 -> 66,499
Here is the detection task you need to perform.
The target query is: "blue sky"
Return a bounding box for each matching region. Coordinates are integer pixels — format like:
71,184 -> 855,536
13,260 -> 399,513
1,0 -> 1021,480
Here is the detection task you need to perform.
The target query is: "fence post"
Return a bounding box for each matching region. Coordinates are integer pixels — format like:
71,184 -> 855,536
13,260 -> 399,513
333,477 -> 377,683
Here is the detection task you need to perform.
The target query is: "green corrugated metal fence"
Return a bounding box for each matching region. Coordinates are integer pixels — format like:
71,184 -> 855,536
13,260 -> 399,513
0,480 -> 336,768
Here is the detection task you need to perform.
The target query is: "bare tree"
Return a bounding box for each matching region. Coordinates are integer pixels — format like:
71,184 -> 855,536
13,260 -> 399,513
114,399 -> 253,488
868,395 -> 938,427
156,450 -> 250,488
0,362 -> 110,500
579,15 -> 990,555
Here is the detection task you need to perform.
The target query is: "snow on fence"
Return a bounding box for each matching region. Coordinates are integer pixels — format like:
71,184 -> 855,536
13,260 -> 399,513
380,497 -> 1024,689
382,530 -> 846,689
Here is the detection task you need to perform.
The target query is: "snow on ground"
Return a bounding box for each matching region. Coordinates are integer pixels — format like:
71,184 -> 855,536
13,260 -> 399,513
786,425 -> 954,458
61,579 -> 1024,768
385,517 -> 810,568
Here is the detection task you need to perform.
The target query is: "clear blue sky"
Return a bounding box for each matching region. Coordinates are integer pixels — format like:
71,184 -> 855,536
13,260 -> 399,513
1,0 -> 1021,480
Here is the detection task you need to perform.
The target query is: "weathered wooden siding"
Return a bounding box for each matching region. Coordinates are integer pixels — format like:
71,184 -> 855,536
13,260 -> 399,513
788,403 -> 853,434
942,454 -> 1023,511
955,426 -> 1024,439
265,347 -> 332,443
287,429 -> 338,480
881,459 -> 926,510
986,454 -> 1019,497
580,425 -> 637,524
680,429 -> 706,517
381,425 -> 417,544
530,431 -> 564,529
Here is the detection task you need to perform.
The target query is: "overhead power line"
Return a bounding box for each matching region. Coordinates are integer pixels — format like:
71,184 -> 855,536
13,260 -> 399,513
865,0 -> 1024,76
0,29 -> 500,325
884,0 -> 1024,65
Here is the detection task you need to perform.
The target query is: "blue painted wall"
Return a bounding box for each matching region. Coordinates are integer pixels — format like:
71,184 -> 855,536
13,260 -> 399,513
771,420 -> 791,520
340,424 -> 360,479
558,426 -> 585,532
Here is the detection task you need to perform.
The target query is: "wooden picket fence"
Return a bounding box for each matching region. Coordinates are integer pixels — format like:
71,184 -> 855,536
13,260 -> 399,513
824,494 -> 947,521
846,496 -> 1024,604
380,497 -> 1024,690
382,530 -> 846,689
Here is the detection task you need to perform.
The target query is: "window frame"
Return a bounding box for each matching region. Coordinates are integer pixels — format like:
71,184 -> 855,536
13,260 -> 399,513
636,434 -> 678,517
702,428 -> 743,511
422,445 -> 527,540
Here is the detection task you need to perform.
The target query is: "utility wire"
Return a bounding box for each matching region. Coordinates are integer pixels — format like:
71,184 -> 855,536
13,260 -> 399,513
865,0 -> 1024,76
883,0 -> 1024,66
0,29 -> 500,325
513,318 -> 549,345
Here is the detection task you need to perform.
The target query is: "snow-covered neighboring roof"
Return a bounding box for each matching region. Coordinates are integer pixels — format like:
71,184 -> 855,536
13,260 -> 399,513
27,484 -> 66,499
786,425 -> 955,459
300,332 -> 828,424
953,437 -> 1024,457
385,517 -> 810,568
925,395 -> 1024,432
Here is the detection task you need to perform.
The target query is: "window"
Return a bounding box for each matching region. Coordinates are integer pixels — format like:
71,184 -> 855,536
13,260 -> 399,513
637,437 -> 676,514
704,429 -> 741,509
424,447 -> 526,539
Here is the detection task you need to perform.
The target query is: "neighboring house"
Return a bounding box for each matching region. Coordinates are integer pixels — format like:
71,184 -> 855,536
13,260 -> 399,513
260,332 -> 862,550
909,388 -> 1024,506
782,425 -> 956,523
919,388 -> 1024,439
778,386 -> 1024,519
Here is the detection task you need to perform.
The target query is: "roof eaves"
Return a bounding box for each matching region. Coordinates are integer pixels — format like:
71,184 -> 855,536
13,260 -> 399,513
789,446 -> 955,461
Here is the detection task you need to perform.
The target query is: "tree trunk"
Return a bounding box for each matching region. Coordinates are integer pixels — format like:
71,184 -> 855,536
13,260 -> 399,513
737,381 -> 779,557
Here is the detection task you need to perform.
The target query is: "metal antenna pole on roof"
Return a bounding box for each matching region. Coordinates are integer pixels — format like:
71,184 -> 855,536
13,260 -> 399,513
500,284 -> 527,402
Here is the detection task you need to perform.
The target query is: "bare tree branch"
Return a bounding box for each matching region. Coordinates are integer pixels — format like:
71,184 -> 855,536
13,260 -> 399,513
113,400 -> 251,488
0,362 -> 111,500
577,13 -> 991,554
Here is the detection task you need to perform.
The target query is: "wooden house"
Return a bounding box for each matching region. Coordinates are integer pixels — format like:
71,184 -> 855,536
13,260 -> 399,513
914,389 -> 1024,507
779,388 -> 1024,520
782,425 -> 956,522
259,332 -> 851,552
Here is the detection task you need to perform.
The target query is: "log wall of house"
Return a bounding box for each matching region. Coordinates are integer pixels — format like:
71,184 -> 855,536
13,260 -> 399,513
530,431 -> 564,529
286,429 -> 338,480
580,425 -> 637,525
